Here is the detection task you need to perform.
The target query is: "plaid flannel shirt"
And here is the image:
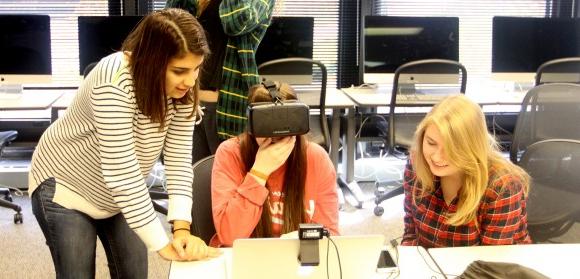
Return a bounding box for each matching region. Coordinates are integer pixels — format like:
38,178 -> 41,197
166,0 -> 275,140
401,162 -> 532,248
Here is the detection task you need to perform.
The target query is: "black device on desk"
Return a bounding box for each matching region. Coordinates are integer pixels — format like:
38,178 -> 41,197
377,249 -> 397,270
247,80 -> 310,137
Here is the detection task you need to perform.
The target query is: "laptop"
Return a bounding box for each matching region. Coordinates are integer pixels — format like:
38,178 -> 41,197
231,234 -> 385,279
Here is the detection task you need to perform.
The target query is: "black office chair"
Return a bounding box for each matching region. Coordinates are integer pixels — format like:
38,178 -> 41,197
535,57 -> 580,86
83,61 -> 98,78
190,155 -> 216,244
510,83 -> 580,164
257,57 -> 331,152
518,139 -> 580,242
374,59 -> 467,216
0,130 -> 23,224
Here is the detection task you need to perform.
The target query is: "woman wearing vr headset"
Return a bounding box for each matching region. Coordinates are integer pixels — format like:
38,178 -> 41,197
210,81 -> 339,247
401,95 -> 531,248
29,9 -> 220,277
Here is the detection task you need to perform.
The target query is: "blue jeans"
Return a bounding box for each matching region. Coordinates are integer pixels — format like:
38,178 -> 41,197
31,178 -> 147,279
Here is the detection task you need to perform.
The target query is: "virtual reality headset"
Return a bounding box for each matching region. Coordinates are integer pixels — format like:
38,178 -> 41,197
246,80 -> 310,138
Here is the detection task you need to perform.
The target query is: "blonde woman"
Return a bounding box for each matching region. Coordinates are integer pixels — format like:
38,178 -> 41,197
401,95 -> 532,247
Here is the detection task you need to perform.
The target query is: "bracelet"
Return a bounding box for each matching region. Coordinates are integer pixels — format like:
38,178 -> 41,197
172,227 -> 190,234
249,168 -> 269,180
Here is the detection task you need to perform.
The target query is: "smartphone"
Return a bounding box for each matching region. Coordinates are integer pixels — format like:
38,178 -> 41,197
376,250 -> 397,273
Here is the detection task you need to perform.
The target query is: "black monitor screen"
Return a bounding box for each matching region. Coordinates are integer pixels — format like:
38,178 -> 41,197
78,16 -> 143,75
0,14 -> 51,75
256,16 -> 314,76
492,16 -> 580,73
364,16 -> 459,73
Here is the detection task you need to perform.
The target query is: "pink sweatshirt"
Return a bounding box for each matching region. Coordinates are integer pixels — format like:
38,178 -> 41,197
210,137 -> 339,247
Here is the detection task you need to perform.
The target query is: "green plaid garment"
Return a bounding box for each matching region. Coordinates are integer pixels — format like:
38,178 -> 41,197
166,0 -> 275,139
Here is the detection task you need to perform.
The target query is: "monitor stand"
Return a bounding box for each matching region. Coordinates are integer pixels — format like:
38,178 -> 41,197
0,84 -> 23,99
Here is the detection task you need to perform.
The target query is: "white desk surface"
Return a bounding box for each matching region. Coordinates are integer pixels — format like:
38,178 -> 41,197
170,248 -> 232,279
396,246 -> 445,279
0,90 -> 64,110
169,245 -> 444,279
51,91 -> 76,109
49,89 -> 355,111
429,243 -> 580,279
341,86 -> 527,107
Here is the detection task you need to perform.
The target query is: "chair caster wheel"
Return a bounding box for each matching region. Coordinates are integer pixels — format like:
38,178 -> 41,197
374,206 -> 384,216
14,212 -> 23,224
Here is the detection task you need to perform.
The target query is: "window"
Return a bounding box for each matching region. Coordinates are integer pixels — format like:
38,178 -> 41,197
371,0 -> 547,83
0,0 -> 110,86
151,0 -> 340,88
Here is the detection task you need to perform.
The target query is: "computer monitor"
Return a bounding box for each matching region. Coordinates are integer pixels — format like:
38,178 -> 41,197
256,16 -> 314,84
78,15 -> 143,76
363,16 -> 459,85
492,16 -> 580,83
0,14 -> 51,93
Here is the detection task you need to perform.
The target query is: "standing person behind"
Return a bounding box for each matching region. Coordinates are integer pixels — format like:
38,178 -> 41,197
166,0 -> 276,164
401,95 -> 532,248
29,8 -> 220,278
210,82 -> 339,247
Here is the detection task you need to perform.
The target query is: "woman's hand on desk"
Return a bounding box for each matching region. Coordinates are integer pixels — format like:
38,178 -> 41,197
174,231 -> 222,261
158,233 -> 222,261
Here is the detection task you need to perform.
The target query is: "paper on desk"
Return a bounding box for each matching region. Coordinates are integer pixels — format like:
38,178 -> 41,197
169,249 -> 232,279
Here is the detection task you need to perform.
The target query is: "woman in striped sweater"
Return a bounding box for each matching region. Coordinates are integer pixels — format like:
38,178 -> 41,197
29,8 -> 220,278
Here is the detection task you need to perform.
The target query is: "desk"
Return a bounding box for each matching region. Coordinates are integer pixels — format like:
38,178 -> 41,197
0,90 -> 63,111
341,87 -> 527,198
169,245 -> 442,279
50,91 -> 76,122
170,249 -> 232,279
429,244 -> 580,278
48,89 -> 361,207
274,88 -> 362,207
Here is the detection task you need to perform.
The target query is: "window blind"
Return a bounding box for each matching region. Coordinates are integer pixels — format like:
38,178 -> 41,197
0,1 -> 111,86
371,0 -> 547,83
151,0 -> 340,89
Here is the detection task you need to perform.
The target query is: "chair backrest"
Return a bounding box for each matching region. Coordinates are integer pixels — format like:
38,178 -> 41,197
389,59 -> 467,153
535,57 -> 580,86
510,83 -> 580,163
190,155 -> 216,245
258,57 -> 331,152
518,139 -> 580,240
83,61 -> 98,78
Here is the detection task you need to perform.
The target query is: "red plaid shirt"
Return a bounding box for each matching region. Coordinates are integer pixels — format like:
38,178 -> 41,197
401,162 -> 532,248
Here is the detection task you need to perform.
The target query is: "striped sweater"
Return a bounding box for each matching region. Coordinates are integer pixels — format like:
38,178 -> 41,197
28,52 -> 195,251
166,0 -> 275,139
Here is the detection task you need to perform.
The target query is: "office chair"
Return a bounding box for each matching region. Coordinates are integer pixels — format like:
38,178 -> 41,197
83,61 -> 98,78
510,83 -> 580,164
374,59 -> 467,216
257,58 -> 345,208
535,57 -> 580,86
518,139 -> 580,242
190,155 -> 216,244
0,130 -> 23,224
257,57 -> 331,152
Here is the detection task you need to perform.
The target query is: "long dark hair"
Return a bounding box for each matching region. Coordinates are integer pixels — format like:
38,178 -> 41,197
239,82 -> 308,237
122,8 -> 209,126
